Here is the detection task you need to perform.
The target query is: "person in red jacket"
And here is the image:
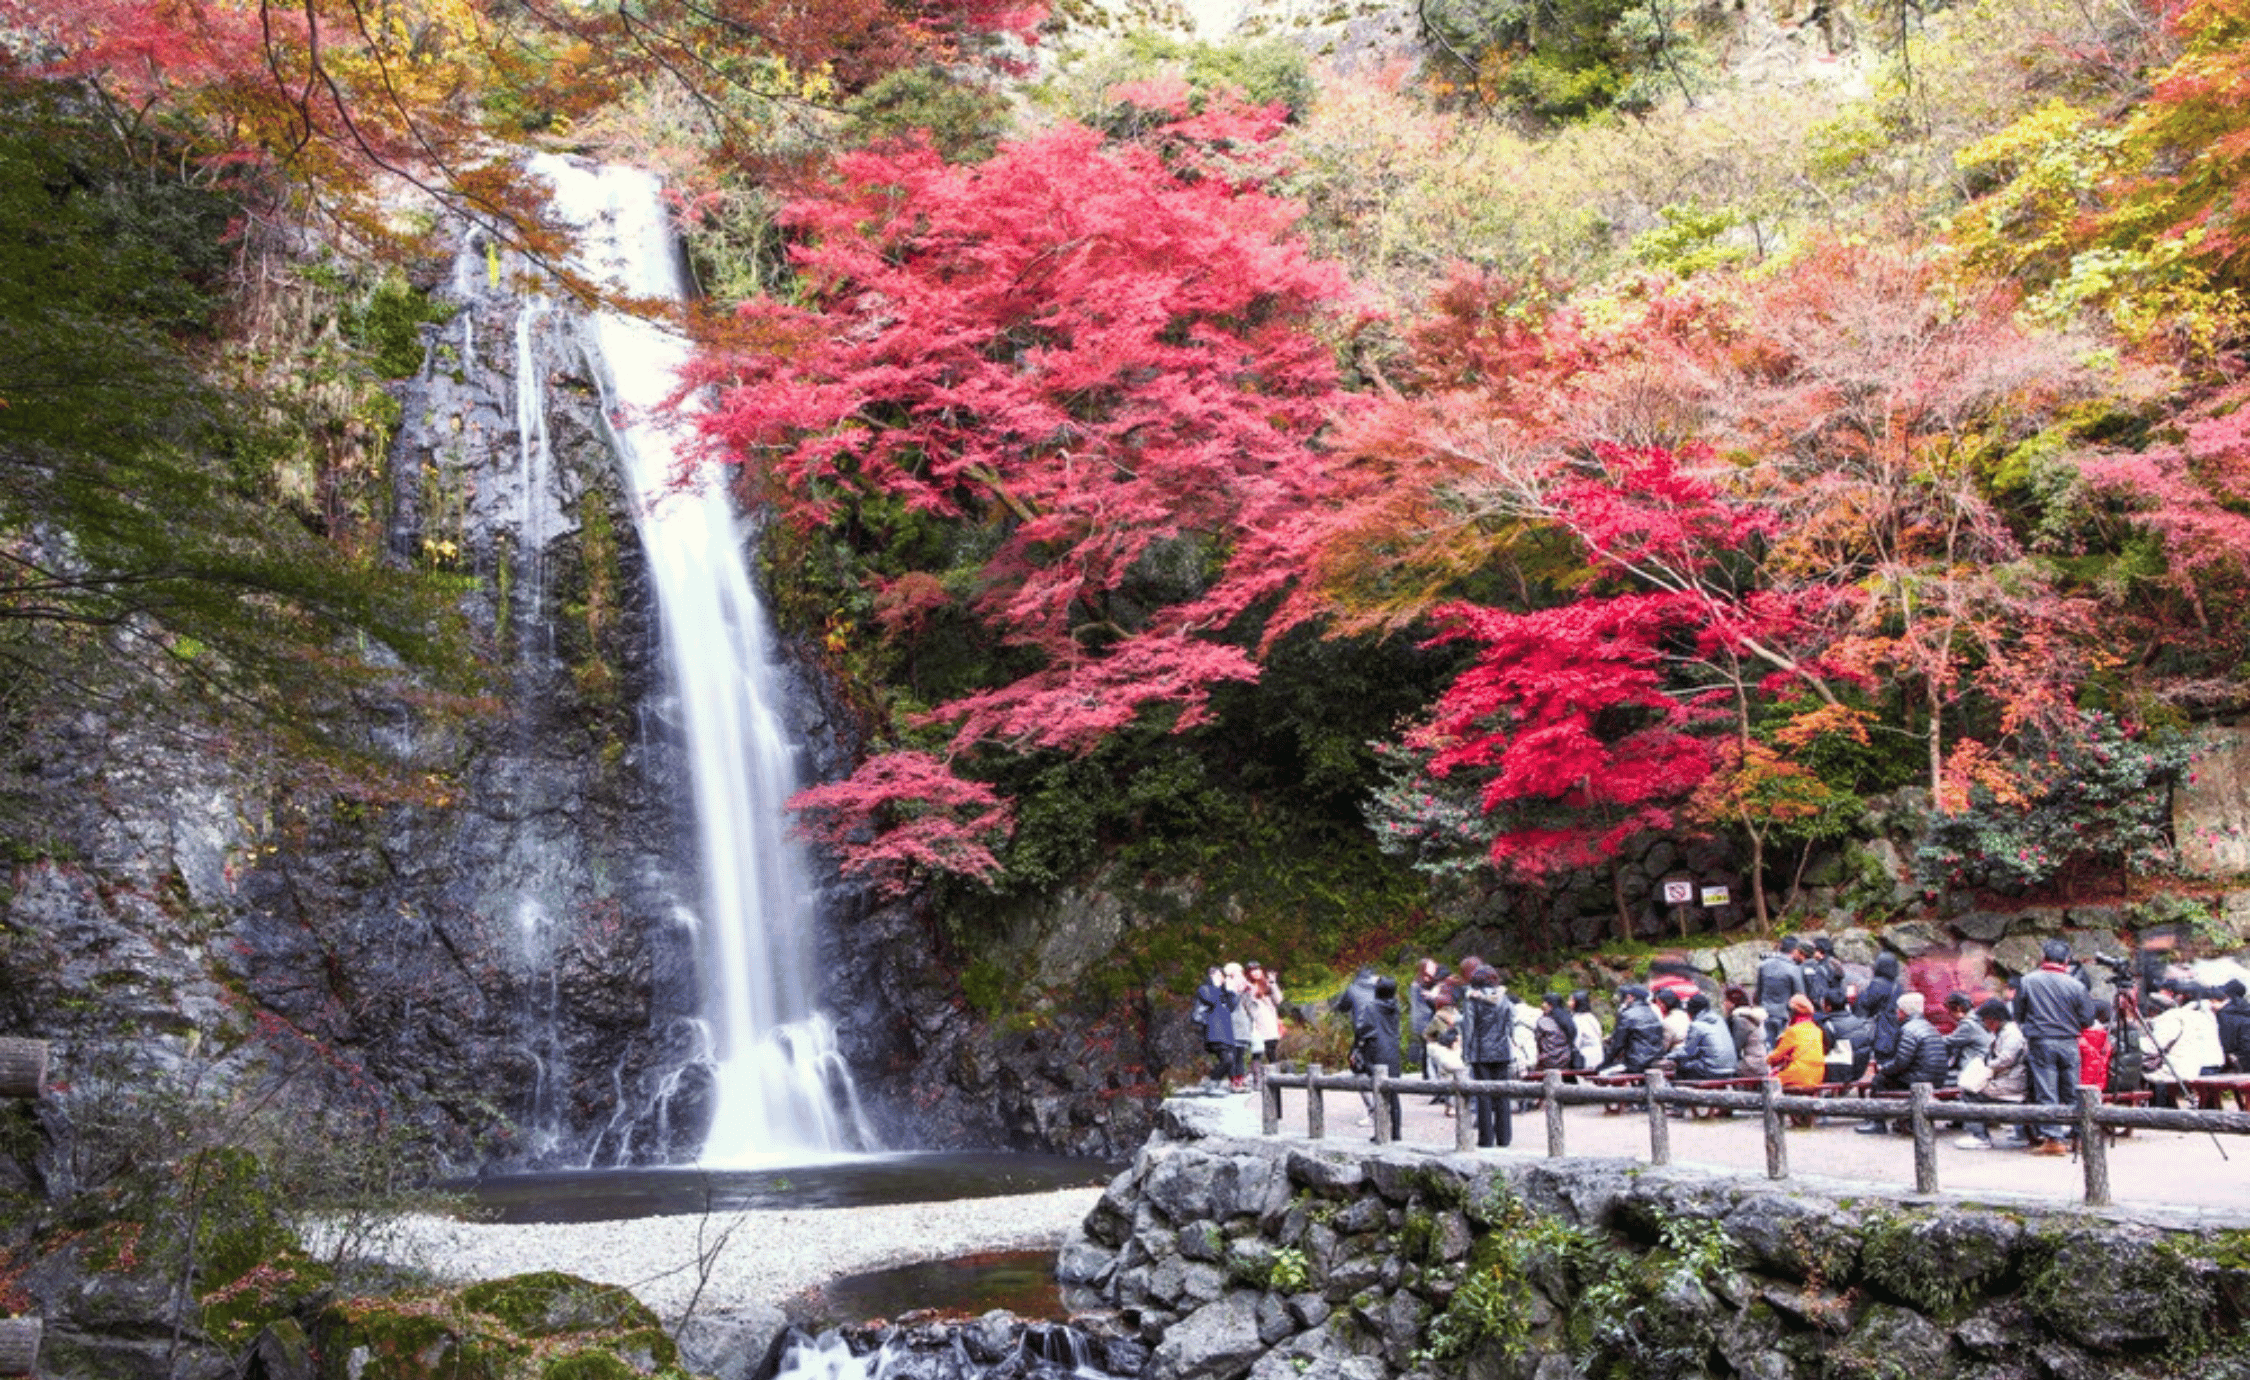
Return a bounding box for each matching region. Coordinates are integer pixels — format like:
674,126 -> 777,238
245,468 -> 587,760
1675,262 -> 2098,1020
2079,1001 -> 2114,1093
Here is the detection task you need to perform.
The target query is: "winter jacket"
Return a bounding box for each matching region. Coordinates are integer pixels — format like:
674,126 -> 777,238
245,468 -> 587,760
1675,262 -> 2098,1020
1534,1009 -> 1575,1071
1572,1012 -> 1605,1071
1354,995 -> 1403,1074
1728,1006 -> 1769,1078
1982,1020 -> 2029,1101
1423,1008 -> 1466,1077
1769,1017 -> 1827,1088
1195,981 -> 1239,1046
1820,1009 -> 1874,1081
1878,1015 -> 1950,1088
1460,984 -> 1518,1067
1803,956 -> 1845,1013
2079,1025 -> 2113,1090
1754,953 -> 1805,1027
1868,1005 -> 1904,1065
1855,955 -> 1900,1019
2216,996 -> 2250,1071
1944,1016 -> 1993,1084
1605,1000 -> 1667,1073
1244,983 -> 1283,1045
2015,964 -> 2095,1042
1675,1010 -> 1739,1080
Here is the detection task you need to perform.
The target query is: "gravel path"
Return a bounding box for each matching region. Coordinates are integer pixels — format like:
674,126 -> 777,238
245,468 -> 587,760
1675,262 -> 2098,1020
342,1187 -> 1105,1322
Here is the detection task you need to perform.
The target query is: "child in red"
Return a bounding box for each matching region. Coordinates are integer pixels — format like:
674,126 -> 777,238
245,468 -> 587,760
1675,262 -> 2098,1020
2079,1002 -> 2114,1091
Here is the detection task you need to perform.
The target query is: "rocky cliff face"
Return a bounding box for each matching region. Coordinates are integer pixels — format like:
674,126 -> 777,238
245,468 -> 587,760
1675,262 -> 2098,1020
0,227 -> 705,1175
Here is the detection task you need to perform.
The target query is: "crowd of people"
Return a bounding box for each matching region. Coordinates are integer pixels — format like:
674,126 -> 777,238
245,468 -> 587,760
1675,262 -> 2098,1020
1192,937 -> 2250,1157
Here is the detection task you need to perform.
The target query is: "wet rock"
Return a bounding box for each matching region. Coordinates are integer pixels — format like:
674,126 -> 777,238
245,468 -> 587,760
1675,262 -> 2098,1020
676,1306 -> 789,1380
1145,1292 -> 1263,1380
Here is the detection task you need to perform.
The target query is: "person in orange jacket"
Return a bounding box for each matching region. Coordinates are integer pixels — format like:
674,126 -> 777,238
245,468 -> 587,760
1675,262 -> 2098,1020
1769,995 -> 1827,1088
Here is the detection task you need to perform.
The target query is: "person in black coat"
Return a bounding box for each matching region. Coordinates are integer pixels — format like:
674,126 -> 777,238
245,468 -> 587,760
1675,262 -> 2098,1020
1460,966 -> 1516,1147
2216,979 -> 2250,1072
1673,994 -> 1739,1080
1354,975 -> 1405,1138
1855,952 -> 1901,1020
1803,936 -> 1846,1013
1194,967 -> 1241,1091
1858,992 -> 1949,1133
1602,987 -> 1667,1074
1533,993 -> 1575,1073
1819,994 -> 1874,1083
1754,938 -> 1807,1040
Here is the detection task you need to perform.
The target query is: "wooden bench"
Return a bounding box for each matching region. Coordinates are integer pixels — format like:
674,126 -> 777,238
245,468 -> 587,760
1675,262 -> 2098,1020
1673,1075 -> 1764,1117
2183,1075 -> 2250,1112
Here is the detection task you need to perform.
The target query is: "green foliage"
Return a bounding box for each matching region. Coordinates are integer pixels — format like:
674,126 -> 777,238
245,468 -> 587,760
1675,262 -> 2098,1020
1038,30 -> 1315,125
844,67 -> 1014,161
1629,203 -> 1752,276
960,958 -> 1012,1017
1855,1210 -> 1983,1318
0,82 -> 481,828
1915,711 -> 2197,894
1268,1246 -> 1311,1293
342,273 -> 455,380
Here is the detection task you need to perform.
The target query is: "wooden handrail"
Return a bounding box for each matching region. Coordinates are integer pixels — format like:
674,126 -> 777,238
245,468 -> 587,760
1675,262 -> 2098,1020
1256,1067 -> 2250,1208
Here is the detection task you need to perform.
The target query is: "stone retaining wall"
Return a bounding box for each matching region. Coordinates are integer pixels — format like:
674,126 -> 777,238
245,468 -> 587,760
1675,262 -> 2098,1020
1059,1105 -> 2250,1380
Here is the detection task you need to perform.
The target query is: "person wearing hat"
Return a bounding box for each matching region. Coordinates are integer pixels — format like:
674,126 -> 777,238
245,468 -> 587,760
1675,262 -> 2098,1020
1601,985 -> 1666,1075
1768,994 -> 1827,1114
1957,998 -> 2029,1149
2013,939 -> 2096,1154
1858,991 -> 1948,1134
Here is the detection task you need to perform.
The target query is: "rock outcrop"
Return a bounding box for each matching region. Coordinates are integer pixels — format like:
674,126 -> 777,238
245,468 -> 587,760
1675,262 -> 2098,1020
1064,1114 -> 2250,1380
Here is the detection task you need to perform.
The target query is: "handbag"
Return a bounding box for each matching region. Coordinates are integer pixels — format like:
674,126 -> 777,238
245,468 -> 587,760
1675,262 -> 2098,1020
1957,1055 -> 1992,1094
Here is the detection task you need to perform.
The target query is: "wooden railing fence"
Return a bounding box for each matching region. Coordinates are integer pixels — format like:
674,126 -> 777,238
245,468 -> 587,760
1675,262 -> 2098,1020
1259,1065 -> 2250,1209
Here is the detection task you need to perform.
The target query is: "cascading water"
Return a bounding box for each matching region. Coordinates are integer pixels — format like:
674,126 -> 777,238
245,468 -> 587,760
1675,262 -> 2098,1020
532,154 -> 877,1163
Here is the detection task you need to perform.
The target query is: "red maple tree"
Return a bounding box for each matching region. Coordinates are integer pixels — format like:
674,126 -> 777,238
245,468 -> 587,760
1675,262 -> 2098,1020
693,114 -> 1351,889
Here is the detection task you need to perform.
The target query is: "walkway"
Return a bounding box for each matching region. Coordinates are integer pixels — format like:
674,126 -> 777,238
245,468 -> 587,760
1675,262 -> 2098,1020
1191,1085 -> 2250,1222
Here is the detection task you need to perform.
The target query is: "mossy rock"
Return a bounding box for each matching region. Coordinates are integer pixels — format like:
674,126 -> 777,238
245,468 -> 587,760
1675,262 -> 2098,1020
317,1273 -> 682,1380
457,1272 -> 658,1340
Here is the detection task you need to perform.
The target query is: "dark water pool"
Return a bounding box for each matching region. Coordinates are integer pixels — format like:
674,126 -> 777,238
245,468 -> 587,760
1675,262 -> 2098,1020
790,1250 -> 1067,1330
448,1152 -> 1121,1224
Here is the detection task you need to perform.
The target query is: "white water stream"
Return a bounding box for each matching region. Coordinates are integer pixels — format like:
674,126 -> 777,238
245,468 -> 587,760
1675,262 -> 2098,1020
532,156 -> 876,1164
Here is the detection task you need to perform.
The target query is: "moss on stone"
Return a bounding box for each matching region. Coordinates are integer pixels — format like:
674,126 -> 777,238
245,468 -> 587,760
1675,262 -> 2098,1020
319,1273 -> 679,1380
457,1271 -> 656,1338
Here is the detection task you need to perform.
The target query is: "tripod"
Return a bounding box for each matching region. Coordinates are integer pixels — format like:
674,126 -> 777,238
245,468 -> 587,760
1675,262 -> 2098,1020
2115,987 -> 2229,1161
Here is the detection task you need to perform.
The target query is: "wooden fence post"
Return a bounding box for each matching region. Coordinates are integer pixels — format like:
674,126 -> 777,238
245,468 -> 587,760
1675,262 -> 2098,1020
0,1040 -> 47,1101
1544,1071 -> 1566,1159
2079,1086 -> 2111,1207
0,1315 -> 40,1376
1910,1084 -> 1939,1195
1261,1073 -> 1280,1136
1761,1078 -> 1788,1181
1306,1064 -> 1325,1141
1454,1073 -> 1475,1154
1644,1068 -> 1671,1166
1371,1070 -> 1392,1145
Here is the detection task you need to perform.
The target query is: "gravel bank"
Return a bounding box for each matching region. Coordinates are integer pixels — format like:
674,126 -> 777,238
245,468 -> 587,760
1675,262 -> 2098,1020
342,1186 -> 1105,1321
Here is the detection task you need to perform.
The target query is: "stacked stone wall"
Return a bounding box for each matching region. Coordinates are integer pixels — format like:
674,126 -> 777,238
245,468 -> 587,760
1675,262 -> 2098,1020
1061,1111 -> 2250,1380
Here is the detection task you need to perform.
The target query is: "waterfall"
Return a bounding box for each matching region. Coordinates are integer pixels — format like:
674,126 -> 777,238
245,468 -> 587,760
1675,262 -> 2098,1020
532,155 -> 877,1163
